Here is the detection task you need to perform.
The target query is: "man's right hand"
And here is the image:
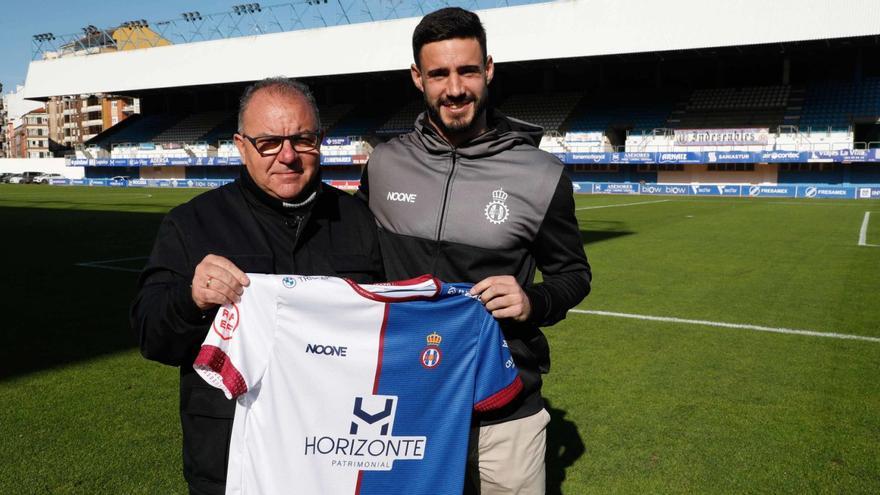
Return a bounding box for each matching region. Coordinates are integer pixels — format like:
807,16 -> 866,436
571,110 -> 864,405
191,254 -> 251,310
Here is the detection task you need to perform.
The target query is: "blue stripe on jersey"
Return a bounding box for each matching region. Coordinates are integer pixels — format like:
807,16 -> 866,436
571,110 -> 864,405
358,283 -> 518,495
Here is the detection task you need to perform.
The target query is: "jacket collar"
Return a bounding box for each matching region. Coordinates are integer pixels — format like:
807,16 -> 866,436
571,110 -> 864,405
413,108 -> 545,158
238,166 -> 322,215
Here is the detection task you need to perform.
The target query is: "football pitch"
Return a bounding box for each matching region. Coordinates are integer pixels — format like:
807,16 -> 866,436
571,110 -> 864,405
1,184 -> 878,494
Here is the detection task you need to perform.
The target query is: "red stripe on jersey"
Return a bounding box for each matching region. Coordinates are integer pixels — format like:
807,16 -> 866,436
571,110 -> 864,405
373,303 -> 390,395
194,345 -> 248,398
354,470 -> 364,495
474,376 -> 523,412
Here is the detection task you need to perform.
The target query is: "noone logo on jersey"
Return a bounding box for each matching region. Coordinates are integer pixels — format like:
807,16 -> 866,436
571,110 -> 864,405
303,395 -> 427,471
387,191 -> 418,203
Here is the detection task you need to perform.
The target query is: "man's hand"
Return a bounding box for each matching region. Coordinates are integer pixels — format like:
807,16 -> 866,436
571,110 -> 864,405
470,275 -> 531,322
191,254 -> 250,310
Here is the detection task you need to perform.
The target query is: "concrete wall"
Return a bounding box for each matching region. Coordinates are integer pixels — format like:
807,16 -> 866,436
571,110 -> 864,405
658,164 -> 779,184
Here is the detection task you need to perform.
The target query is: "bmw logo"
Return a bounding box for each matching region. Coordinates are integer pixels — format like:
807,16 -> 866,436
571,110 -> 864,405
282,276 -> 297,288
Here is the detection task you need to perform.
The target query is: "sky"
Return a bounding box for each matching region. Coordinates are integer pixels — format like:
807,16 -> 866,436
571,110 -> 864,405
0,1 -> 249,94
0,0 -> 530,97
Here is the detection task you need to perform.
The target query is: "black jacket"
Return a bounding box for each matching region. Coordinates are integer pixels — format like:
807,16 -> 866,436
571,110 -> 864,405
359,111 -> 591,424
131,173 -> 383,495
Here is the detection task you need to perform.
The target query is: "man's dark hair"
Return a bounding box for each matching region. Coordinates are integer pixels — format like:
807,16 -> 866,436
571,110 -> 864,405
412,7 -> 487,68
238,77 -> 321,132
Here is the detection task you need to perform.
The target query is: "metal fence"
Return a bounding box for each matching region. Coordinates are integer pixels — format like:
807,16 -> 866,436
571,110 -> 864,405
31,0 -> 535,60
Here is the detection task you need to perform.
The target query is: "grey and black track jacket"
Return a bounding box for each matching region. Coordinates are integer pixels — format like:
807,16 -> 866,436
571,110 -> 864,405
359,110 -> 591,423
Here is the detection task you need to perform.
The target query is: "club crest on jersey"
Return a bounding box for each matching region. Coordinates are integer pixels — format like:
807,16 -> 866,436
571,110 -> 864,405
484,188 -> 510,225
212,304 -> 240,340
421,332 -> 443,369
281,276 -> 297,288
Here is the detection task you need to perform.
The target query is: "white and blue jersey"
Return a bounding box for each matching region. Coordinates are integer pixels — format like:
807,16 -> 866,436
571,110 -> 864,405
194,274 -> 522,495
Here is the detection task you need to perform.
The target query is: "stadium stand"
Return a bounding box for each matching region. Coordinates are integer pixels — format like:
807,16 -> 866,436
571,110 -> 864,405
319,104 -> 355,131
799,78 -> 880,129
84,114 -> 181,157
376,100 -> 423,135
498,92 -> 582,132
24,0 -> 880,192
566,96 -> 674,134
669,85 -> 790,129
152,111 -> 227,145
326,104 -> 400,137
201,114 -> 238,149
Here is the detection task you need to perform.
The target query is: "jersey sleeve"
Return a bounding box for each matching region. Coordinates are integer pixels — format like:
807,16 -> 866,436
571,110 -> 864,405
193,275 -> 277,400
473,312 -> 524,412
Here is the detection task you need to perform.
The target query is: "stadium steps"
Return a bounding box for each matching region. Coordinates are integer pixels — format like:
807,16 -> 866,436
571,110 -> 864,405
670,85 -> 792,129
201,114 -> 238,146
566,92 -> 676,133
318,104 -> 356,132
376,100 -> 423,135
88,113 -> 184,148
327,103 -> 403,138
498,92 -> 583,132
153,111 -> 228,144
799,78 -> 880,128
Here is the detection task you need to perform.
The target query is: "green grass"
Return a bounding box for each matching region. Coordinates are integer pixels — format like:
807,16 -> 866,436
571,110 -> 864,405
1,185 -> 879,494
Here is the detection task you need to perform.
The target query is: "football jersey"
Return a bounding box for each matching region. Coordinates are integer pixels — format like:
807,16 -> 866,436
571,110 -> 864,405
194,274 -> 523,495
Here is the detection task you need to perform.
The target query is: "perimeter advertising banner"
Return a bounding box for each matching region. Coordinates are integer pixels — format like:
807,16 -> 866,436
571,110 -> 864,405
745,185 -> 796,197
609,152 -> 655,164
797,186 -> 855,199
571,183 -> 878,200
674,128 -> 769,147
323,137 -> 351,146
857,187 -> 880,199
705,151 -> 757,163
592,183 -> 640,194
656,152 -> 703,164
567,152 -> 608,164
639,184 -> 691,195
48,178 -> 880,199
68,157 -> 243,166
49,178 -> 232,188
758,151 -> 802,163
689,184 -> 742,196
67,150 -> 880,167
805,149 -> 869,162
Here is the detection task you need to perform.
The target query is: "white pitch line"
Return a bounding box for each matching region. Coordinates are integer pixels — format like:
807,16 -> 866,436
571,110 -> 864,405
570,309 -> 880,343
75,264 -> 142,273
858,212 -> 878,247
75,255 -> 148,273
576,199 -> 670,211
77,255 -> 149,265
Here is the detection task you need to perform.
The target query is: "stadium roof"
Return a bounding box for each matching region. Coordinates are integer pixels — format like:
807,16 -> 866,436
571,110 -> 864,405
23,0 -> 880,100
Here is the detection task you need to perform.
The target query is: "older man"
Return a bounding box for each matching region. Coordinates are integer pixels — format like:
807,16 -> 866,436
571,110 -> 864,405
359,8 -> 591,494
131,77 -> 383,495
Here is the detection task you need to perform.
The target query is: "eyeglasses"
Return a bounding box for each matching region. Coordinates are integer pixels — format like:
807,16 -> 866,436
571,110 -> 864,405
240,131 -> 323,156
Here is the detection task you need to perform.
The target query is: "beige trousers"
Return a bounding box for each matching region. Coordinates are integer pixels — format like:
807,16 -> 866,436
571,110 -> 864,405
477,408 -> 551,495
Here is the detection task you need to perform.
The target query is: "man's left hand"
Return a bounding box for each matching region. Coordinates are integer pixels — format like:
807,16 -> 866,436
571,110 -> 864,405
470,275 -> 531,322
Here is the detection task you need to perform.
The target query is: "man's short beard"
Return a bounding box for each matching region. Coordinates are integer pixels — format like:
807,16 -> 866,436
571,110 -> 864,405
424,92 -> 488,140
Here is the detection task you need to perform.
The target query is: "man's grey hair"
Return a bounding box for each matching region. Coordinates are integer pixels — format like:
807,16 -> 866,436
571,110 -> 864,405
237,77 -> 322,132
